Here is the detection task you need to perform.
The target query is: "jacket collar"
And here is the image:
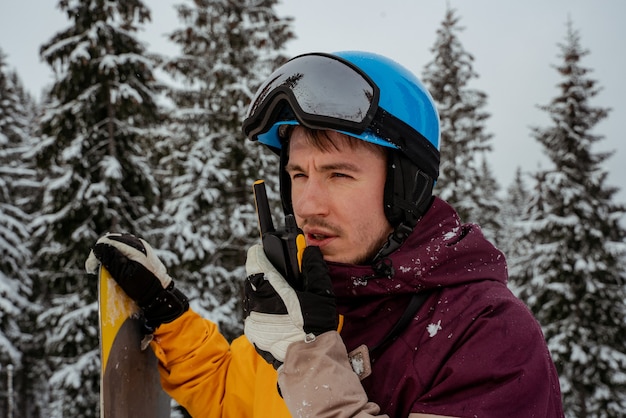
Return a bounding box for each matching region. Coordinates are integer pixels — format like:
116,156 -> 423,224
328,197 -> 507,301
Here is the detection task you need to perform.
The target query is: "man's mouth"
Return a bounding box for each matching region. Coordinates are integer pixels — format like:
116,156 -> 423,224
301,221 -> 340,246
305,230 -> 336,246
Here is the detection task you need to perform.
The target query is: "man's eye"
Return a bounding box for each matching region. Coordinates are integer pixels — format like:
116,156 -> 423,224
291,173 -> 306,180
332,172 -> 351,178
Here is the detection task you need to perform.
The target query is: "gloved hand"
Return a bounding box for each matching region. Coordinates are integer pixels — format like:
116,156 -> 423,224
85,232 -> 189,332
243,244 -> 338,369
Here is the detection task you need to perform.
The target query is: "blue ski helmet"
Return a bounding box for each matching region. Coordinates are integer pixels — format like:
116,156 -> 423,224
243,51 -> 440,231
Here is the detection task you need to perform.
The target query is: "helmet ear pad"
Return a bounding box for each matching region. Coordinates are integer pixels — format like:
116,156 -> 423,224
279,145 -> 294,216
384,151 -> 435,228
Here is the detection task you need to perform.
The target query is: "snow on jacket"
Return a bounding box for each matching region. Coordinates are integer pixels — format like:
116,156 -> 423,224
150,197 -> 564,417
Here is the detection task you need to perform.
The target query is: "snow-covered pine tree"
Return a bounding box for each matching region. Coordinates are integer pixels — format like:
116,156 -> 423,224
510,20 -> 626,417
29,1 -> 164,416
422,6 -> 501,240
156,0 -> 294,341
501,168 -> 531,251
500,167 -> 531,295
473,156 -> 501,243
0,49 -> 39,418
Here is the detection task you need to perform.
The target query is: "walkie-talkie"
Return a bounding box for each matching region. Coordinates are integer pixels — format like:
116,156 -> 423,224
253,180 -> 306,287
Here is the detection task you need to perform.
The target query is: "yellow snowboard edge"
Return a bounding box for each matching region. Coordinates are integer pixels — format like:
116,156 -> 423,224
98,266 -> 140,374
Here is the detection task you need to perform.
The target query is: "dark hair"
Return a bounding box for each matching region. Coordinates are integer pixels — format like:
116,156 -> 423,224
281,125 -> 387,157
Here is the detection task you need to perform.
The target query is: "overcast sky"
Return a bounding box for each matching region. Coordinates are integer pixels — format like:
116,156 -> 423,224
1,1 -> 624,203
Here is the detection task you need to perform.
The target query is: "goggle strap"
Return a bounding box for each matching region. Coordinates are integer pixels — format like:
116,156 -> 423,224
371,108 -> 440,180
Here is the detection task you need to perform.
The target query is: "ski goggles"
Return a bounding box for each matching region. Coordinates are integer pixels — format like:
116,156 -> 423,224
242,52 -> 440,180
242,53 -> 381,142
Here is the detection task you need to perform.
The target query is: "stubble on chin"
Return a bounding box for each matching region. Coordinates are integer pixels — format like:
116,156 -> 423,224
354,238 -> 388,265
342,229 -> 391,265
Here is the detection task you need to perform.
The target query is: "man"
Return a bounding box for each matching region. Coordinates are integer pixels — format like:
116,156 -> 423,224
86,51 -> 564,417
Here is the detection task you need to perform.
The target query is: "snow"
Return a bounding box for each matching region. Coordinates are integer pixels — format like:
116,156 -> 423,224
570,344 -> 589,364
70,41 -> 91,62
110,82 -> 144,105
101,155 -> 122,180
427,320 -> 443,337
350,356 -> 365,376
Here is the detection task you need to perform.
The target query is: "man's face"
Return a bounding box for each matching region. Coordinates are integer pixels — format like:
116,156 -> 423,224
286,128 -> 393,264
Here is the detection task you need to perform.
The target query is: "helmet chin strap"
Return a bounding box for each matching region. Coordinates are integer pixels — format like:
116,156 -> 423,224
370,205 -> 432,277
372,222 -> 413,264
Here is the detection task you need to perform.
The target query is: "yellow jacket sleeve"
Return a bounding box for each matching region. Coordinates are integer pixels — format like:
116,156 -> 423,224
150,309 -> 290,418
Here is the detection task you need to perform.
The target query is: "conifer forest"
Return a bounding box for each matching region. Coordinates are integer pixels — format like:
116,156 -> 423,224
0,1 -> 624,417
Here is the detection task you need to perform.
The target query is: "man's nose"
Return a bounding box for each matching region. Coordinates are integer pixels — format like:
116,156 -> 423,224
293,177 -> 330,218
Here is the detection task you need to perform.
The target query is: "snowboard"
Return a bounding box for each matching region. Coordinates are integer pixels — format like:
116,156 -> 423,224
99,266 -> 171,418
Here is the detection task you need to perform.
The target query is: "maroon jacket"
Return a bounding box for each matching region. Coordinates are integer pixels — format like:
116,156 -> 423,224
328,197 -> 564,417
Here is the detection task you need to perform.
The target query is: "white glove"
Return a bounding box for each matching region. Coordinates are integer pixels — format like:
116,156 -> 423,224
243,244 -> 337,369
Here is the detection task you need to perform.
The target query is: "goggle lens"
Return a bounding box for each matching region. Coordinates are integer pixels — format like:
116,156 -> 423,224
243,53 -> 379,139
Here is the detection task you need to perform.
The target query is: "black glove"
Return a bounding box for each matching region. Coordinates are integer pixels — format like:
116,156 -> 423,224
85,233 -> 189,332
243,244 -> 338,369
